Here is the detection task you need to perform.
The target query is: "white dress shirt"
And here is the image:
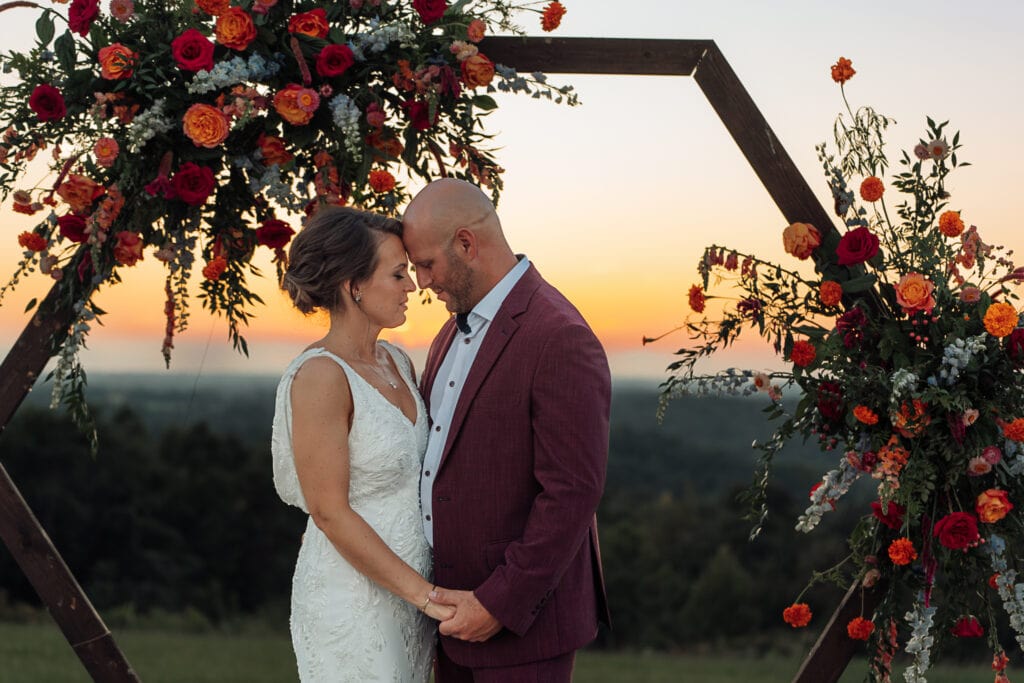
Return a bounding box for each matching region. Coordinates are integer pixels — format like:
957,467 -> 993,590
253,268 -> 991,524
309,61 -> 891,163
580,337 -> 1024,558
420,255 -> 531,546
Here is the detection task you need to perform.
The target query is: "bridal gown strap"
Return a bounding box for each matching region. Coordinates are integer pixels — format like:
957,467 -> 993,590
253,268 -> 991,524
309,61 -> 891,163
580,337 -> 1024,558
271,343 -> 433,683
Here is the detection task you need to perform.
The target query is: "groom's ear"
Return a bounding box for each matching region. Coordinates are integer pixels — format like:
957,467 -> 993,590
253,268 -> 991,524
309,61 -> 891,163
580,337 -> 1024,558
452,227 -> 478,260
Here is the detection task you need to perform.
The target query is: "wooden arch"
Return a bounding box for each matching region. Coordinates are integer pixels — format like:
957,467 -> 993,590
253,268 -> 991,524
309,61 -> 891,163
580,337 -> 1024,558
0,37 -> 875,682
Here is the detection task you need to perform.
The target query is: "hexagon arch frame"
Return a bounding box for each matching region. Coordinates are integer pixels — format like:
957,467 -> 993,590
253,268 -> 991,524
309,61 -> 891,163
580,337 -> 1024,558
0,37 -> 868,682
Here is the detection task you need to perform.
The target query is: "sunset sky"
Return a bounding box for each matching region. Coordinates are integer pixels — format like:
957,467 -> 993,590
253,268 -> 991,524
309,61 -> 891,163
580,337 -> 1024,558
1,0 -> 1022,383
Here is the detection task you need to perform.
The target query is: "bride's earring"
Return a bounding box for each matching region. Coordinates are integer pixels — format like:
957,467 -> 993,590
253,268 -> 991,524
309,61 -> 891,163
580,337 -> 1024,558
354,292 -> 362,303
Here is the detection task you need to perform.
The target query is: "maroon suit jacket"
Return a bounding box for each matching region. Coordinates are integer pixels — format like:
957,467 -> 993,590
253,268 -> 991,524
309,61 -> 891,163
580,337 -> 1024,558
421,264 -> 611,668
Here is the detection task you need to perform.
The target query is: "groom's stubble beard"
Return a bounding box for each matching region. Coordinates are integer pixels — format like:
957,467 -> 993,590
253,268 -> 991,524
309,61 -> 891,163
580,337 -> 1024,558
442,245 -> 476,314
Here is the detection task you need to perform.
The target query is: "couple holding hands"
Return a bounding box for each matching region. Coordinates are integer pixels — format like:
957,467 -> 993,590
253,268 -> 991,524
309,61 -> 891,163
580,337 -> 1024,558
271,179 -> 610,682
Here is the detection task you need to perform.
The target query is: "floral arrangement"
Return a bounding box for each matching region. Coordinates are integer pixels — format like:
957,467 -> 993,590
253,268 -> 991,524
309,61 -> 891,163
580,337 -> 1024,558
663,57 -> 1024,682
0,0 -> 574,445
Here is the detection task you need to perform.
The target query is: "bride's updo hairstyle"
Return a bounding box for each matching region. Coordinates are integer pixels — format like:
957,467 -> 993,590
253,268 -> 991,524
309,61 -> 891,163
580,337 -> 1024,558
282,205 -> 402,315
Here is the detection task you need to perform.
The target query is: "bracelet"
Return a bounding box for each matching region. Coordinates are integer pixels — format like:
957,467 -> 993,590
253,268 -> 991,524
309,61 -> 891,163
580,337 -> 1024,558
419,595 -> 431,612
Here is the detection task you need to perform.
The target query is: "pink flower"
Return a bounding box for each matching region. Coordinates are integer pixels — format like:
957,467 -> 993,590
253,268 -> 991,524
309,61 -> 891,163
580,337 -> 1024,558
913,143 -> 930,160
927,138 -> 949,160
960,286 -> 982,303
109,0 -> 134,22
968,456 -> 992,476
982,446 -> 1002,465
94,137 -> 119,167
962,408 -> 980,426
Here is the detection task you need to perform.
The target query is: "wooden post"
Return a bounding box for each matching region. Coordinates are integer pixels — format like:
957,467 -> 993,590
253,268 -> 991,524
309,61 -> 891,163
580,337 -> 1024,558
793,581 -> 884,683
0,281 -> 140,682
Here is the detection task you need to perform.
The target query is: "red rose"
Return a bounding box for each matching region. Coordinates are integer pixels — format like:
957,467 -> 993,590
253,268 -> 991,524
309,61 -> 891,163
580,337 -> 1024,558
817,381 -> 844,422
836,226 -> 880,266
1006,328 -> 1024,368
403,99 -> 436,131
57,214 -> 88,243
951,615 -> 984,638
933,511 -> 980,550
171,28 -> 215,72
316,44 -> 355,78
29,84 -> 67,122
69,0 -> 100,36
171,162 -> 216,206
870,500 -> 905,530
256,219 -> 294,249
412,0 -> 447,24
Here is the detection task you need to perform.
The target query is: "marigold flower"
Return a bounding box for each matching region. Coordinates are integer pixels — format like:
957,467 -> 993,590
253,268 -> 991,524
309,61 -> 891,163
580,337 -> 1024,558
1003,418 -> 1024,442
819,280 -> 843,307
541,1 -> 566,31
938,210 -> 965,238
830,57 -> 855,84
847,617 -> 874,640
976,488 -> 1014,523
790,340 -> 816,368
17,231 -> 47,252
783,603 -> 812,628
202,255 -> 229,281
984,301 -> 1018,338
888,537 -> 917,566
368,169 -> 396,193
859,176 -> 884,202
782,222 -> 821,260
688,284 -> 705,313
195,0 -> 229,15
853,406 -> 879,425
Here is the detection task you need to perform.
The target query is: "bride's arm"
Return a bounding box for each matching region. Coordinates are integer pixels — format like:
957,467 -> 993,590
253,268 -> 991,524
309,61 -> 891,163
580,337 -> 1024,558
290,357 -> 452,621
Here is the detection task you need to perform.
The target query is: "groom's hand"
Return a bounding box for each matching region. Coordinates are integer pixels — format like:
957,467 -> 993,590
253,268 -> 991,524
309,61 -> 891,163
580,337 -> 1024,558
429,588 -> 501,642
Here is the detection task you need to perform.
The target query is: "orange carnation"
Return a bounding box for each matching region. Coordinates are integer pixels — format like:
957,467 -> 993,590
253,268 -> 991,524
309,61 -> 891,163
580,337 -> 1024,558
368,169 -> 396,193
984,302 -> 1018,338
783,603 -> 812,628
274,84 -> 318,126
113,231 -> 144,267
790,339 -> 816,368
540,1 -> 566,32
202,255 -> 228,281
17,231 -> 47,252
888,537 -> 917,566
859,176 -> 884,202
819,280 -> 843,307
688,284 -> 705,313
847,617 -> 874,641
1002,418 -> 1024,442
98,43 -> 137,80
466,19 -> 485,43
938,210 -> 965,238
782,222 -> 821,260
976,488 -> 1014,524
57,173 -> 104,213
461,53 -> 495,88
894,272 -> 936,316
183,104 -> 230,149
215,7 -> 257,51
195,0 -> 229,15
853,406 -> 879,425
831,57 -> 855,84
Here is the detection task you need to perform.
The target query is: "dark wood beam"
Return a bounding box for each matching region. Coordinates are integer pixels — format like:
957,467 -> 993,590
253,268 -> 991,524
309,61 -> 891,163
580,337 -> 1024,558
793,581 -> 884,683
480,36 -> 713,76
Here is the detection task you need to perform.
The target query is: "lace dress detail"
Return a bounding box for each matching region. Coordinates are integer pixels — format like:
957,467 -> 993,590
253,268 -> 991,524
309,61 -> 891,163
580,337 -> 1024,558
271,342 -> 433,682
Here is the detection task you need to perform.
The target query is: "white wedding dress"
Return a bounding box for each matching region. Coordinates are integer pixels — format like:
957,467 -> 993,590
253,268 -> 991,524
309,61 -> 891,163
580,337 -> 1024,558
271,343 -> 434,682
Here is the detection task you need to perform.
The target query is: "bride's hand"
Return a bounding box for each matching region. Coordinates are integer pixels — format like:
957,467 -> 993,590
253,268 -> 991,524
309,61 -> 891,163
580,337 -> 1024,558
423,599 -> 456,622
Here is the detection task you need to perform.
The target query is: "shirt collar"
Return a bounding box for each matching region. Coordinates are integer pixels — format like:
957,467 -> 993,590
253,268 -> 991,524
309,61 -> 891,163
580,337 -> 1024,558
466,254 -> 530,328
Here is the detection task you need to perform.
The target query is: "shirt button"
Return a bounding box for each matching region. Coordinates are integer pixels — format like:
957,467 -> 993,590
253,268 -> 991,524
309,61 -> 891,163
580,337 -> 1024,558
449,381 -> 455,387
424,470 -> 431,477
464,338 -> 471,344
434,425 -> 441,432
425,514 -> 431,521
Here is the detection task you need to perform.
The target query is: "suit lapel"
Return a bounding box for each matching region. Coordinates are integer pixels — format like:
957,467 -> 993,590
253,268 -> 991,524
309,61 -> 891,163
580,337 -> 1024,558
438,266 -> 542,470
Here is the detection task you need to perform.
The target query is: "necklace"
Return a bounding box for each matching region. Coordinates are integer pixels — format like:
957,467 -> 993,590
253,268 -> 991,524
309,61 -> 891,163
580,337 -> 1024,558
366,356 -> 399,389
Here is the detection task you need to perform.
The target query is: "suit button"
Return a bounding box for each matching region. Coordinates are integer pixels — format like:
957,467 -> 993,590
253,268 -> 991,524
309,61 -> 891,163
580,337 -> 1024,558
438,496 -> 450,502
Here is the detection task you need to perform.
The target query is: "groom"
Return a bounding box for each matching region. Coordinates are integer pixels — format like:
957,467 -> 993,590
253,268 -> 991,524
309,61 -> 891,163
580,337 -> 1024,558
402,178 -> 611,681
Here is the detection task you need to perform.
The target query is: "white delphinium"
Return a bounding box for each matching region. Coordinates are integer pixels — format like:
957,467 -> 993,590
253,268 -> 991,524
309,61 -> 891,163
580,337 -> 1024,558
903,593 -> 937,683
328,94 -> 363,162
350,18 -> 416,59
889,368 -> 918,405
1004,440 -> 1024,477
242,162 -> 310,214
126,98 -> 175,151
796,458 -> 861,532
937,334 -> 987,385
987,534 -> 1024,651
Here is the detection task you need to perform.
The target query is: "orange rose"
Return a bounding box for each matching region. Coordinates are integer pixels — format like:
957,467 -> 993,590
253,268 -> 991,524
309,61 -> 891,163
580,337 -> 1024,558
984,302 -> 1018,338
258,133 -> 293,166
288,8 -> 329,38
98,43 -> 137,80
894,272 -> 936,315
113,231 -> 144,267
819,281 -> 843,307
368,169 -> 396,193
859,176 -> 884,202
195,0 -> 229,15
461,53 -> 495,88
782,603 -> 812,628
888,537 -> 916,565
183,103 -> 230,148
215,7 -> 257,51
57,174 -> 105,213
831,57 -> 855,84
976,489 -> 1014,524
938,210 -> 965,238
274,84 -> 318,126
782,222 -> 821,260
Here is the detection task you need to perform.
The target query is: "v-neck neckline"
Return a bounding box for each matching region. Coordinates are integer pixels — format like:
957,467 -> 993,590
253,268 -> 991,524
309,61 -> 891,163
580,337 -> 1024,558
308,346 -> 420,428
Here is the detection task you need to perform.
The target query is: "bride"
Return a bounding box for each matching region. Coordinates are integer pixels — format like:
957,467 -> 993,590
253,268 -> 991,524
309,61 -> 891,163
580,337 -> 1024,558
271,205 -> 452,681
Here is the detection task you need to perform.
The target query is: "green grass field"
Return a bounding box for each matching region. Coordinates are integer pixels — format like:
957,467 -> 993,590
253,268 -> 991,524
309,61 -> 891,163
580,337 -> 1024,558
0,621 -> 996,682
